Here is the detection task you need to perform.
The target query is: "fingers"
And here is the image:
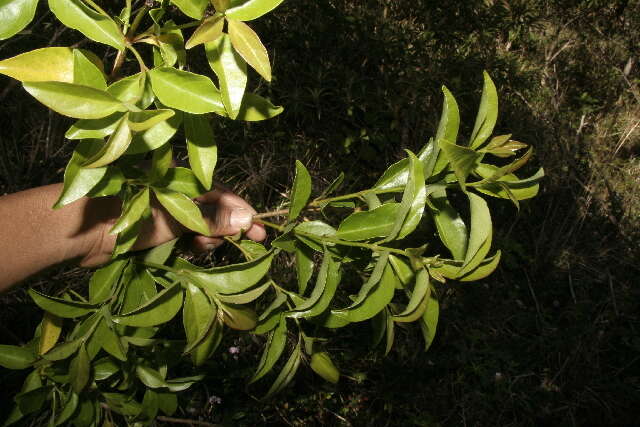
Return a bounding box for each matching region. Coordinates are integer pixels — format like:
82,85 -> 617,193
191,236 -> 225,253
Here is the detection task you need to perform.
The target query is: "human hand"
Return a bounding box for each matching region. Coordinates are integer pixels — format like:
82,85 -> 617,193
81,186 -> 266,268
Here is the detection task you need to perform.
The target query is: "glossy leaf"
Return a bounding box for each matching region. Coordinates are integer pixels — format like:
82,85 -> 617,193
48,0 -> 126,50
288,254 -> 340,319
188,250 -> 275,294
184,113 -> 217,190
263,338 -> 301,399
82,114 -> 131,168
73,49 -> 106,90
221,303 -> 258,330
186,15 -> 224,49
156,22 -> 187,68
128,109 -> 175,132
149,66 -> 225,115
55,392 -> 79,425
225,0 -> 285,21
206,34 -> 247,119
171,0 -> 208,19
88,166 -> 125,197
470,71 -> 499,149
65,113 -> 123,140
149,142 -> 173,182
474,164 -> 543,201
250,315 -> 287,384
153,187 -> 211,236
419,290 -> 439,351
23,81 -> 124,119
107,72 -> 145,104
337,203 -> 400,241
310,352 -> 340,384
39,312 -> 63,355
289,160 -> 312,221
155,167 -> 207,198
41,339 -> 82,361
430,250 -> 502,282
236,93 -> 283,121
428,86 -> 461,176
429,188 -> 468,260
183,283 -> 216,363
95,318 -> 127,361
28,289 -> 98,318
338,262 -> 397,323
239,239 -> 268,260
440,141 -> 483,191
217,280 -> 270,304
136,365 -> 166,388
53,139 -> 107,209
127,109 -> 182,154
0,344 -> 36,369
141,238 -> 177,266
388,254 -> 414,287
386,150 -> 426,240
69,344 -> 90,393
459,192 -> 492,276
392,269 -> 430,323
0,47 -> 73,82
294,220 -> 337,252
227,19 -> 271,81
112,213 -> 146,257
113,283 -> 184,327
0,0 -> 38,40
110,187 -> 150,235
211,0 -> 229,12
295,242 -> 314,294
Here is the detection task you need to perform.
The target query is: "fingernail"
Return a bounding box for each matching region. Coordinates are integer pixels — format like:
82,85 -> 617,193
229,208 -> 253,230
206,244 -> 217,251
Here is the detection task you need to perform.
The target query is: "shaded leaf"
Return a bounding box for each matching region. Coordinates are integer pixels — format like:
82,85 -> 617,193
220,303 -> 258,330
429,188 -> 468,260
419,290 -> 439,351
459,192 -> 492,276
469,71 -> 498,148
69,344 -> 90,393
128,109 -> 175,132
184,113 -> 217,190
310,352 -> 339,384
250,315 -> 287,384
295,242 -> 314,294
65,113 -> 123,140
392,269 -> 430,323
28,288 -> 98,318
287,253 -> 341,319
155,167 -> 206,198
289,160 -> 312,221
39,312 -> 63,355
263,338 -> 301,399
0,345 -> 36,369
113,283 -> 184,327
440,141 -> 483,191
336,203 -> 400,241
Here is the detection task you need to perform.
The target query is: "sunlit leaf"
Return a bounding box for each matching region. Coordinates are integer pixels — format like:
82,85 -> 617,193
385,150 -> 426,240
429,188 -> 468,260
113,283 -> 184,327
94,318 -> 127,361
48,0 -> 126,50
110,187 -> 150,235
149,142 -> 173,182
419,289 -> 439,351
220,303 -> 258,330
469,71 -> 498,149
236,93 -> 283,121
82,114 -> 132,168
336,203 -> 400,241
206,34 -> 248,119
184,113 -> 217,190
171,0 -> 208,19
73,49 -> 106,90
186,15 -> 224,49
0,0 -> 38,40
153,187 -> 211,236
127,109 -> 182,154
23,81 -> 124,119
427,86 -> 460,177
289,160 -> 312,221
225,0 -> 285,21
227,19 -> 271,81
107,72 -> 145,105
392,269 -> 430,323
149,66 -> 225,115
128,109 -> 175,132
155,167 -> 207,198
458,192 -> 492,276
295,242 -> 314,294
0,47 -> 73,82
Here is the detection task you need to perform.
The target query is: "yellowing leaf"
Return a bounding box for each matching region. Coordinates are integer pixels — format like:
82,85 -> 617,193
225,0 -> 285,21
185,15 -> 224,49
227,19 -> 271,81
0,0 -> 38,40
38,313 -> 63,355
310,352 -> 340,384
83,114 -> 132,168
0,47 -> 74,82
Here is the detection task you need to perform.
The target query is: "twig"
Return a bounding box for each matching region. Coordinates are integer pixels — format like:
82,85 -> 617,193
156,415 -> 222,426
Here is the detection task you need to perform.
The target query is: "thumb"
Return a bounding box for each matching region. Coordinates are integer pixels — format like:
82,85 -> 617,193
201,203 -> 254,237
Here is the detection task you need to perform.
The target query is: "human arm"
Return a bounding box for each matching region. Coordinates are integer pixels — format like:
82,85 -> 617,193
0,183 -> 266,291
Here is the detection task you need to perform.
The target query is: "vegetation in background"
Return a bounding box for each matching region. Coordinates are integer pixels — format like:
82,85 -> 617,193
1,0 -> 638,425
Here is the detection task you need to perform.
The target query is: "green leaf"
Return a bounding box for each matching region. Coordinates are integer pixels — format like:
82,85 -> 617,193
186,15 -> 224,49
205,34 -> 247,119
87,166 -> 125,197
183,283 -> 217,365
110,187 -> 150,235
429,188 -> 468,260
385,150 -> 426,240
69,344 -> 90,393
65,113 -> 123,140
469,71 -> 498,149
23,81 -> 124,119
220,303 -> 258,330
15,386 -> 49,415
141,238 -> 177,266
171,0 -> 208,19
53,139 -> 107,209
428,86 -> 461,177
343,252 -> 389,309
127,109 -> 183,154
419,289 -> 439,351
440,141 -> 483,191
310,352 -> 340,384
216,280 -> 270,304
55,392 -> 79,425
384,307 -> 394,355
294,220 -> 337,252
287,253 -> 341,319
48,0 -> 126,50
211,0 -> 229,12
0,344 -> 36,369
156,21 -> 186,68
236,93 -> 283,121
155,167 -> 206,198
188,250 -> 276,294
28,289 -> 98,318
73,49 -> 106,90
149,66 -> 225,114
82,114 -> 132,168
227,19 -> 271,81
107,72 -> 146,104
430,251 -> 502,282
112,211 -> 146,257
128,109 -> 175,132
153,187 -> 211,236
289,160 -> 312,221
135,365 -> 167,388
388,254 -> 414,287
254,290 -> 287,334
392,269 -> 430,323
142,389 -> 159,420
263,338 -> 301,399
184,113 -> 217,190
238,239 -> 267,260
41,339 -> 82,361
113,283 -> 184,327
250,315 -> 287,384
0,47 -> 73,82
156,392 -> 178,416
474,164 -> 543,201
336,203 -> 400,241
94,318 -> 127,361
459,192 -> 492,276
337,261 -> 397,322
225,0 -> 285,21
294,242 -> 314,294
102,393 -> 142,416
0,0 -> 38,40
149,142 -> 173,182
